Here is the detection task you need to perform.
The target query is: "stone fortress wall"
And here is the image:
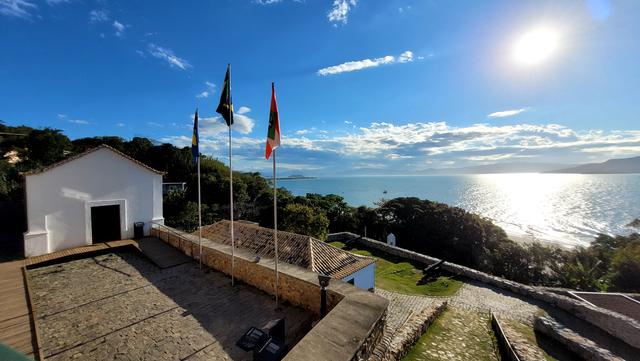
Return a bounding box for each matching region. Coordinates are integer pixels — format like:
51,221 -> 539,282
328,232 -> 640,351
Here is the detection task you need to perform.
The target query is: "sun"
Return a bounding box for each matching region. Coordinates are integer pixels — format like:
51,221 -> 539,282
512,27 -> 559,66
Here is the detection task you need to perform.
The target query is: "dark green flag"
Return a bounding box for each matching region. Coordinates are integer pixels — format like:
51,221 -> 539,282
216,64 -> 234,126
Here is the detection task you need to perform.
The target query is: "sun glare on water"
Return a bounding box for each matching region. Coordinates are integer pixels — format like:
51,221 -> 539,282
512,27 -> 559,66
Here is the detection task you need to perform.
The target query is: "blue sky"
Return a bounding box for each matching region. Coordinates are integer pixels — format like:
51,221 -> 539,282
2,0 -> 640,175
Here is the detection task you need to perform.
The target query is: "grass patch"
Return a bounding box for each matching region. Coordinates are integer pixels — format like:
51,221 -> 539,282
328,241 -> 463,296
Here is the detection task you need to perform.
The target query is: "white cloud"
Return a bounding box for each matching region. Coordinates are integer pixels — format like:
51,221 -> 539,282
147,121 -> 164,127
57,113 -> 67,119
147,44 -> 191,70
68,119 -> 89,125
113,20 -> 126,37
344,120 -> 352,124
318,50 -> 414,76
488,108 -> 528,118
385,153 -> 414,160
89,9 -> 108,23
116,122 -> 125,127
255,0 -> 282,4
196,81 -> 215,98
237,106 -> 251,115
0,0 -> 37,19
158,118 -> 640,175
46,0 -> 69,5
398,51 -> 413,63
194,107 -> 255,137
327,0 -> 357,25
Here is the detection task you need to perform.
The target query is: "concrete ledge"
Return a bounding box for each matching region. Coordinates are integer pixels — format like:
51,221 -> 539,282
534,317 -> 624,361
151,226 -> 389,361
329,232 -> 640,351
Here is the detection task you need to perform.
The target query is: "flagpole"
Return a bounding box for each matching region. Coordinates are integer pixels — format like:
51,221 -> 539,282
197,149 -> 202,269
273,148 -> 279,308
229,125 -> 235,286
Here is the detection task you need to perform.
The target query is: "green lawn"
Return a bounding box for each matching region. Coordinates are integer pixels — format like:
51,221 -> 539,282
329,241 -> 463,296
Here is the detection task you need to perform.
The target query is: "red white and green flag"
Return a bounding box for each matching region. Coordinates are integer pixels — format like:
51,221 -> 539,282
265,82 -> 281,159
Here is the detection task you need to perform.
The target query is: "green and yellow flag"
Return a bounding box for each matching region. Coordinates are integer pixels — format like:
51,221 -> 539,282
216,64 -> 234,126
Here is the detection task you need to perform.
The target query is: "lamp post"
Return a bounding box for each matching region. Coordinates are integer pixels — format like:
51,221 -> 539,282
318,274 -> 331,318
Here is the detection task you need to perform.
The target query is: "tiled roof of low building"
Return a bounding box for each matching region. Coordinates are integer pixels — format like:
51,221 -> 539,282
22,144 -> 165,176
197,220 -> 375,279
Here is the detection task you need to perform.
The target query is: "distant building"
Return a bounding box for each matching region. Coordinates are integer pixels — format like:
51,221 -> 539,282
199,220 -> 377,290
23,145 -> 165,257
3,150 -> 21,164
387,233 -> 396,246
162,182 -> 186,195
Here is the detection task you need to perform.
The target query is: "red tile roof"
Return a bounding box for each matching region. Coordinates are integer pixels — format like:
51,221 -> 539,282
197,220 -> 375,279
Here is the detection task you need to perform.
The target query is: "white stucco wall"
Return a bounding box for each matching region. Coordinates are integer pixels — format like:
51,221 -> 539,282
341,263 -> 376,290
23,148 -> 164,256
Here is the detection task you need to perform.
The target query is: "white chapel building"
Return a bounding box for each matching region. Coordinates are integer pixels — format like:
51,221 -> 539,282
23,145 -> 164,257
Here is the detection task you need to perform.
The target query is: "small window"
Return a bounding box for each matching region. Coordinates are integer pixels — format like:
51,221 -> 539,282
347,279 -> 355,285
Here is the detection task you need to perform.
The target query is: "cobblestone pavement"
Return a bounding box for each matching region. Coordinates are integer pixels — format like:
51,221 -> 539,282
449,280 -> 544,323
28,250 -> 313,361
373,280 -> 547,360
376,290 -> 442,334
405,307 -> 500,361
371,289 -> 443,360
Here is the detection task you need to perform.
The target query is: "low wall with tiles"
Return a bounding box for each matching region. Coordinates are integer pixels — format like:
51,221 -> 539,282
151,226 -> 389,361
328,232 -> 640,351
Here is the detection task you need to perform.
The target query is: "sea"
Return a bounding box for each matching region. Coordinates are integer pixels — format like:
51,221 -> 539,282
278,174 -> 640,248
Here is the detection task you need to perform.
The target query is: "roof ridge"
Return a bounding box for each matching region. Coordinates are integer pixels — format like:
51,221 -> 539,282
22,144 -> 165,176
309,237 -> 316,272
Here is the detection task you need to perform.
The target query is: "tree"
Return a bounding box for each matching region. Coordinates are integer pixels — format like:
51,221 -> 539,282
163,189 -> 200,232
280,203 -> 330,240
296,193 -> 357,233
24,128 -> 72,167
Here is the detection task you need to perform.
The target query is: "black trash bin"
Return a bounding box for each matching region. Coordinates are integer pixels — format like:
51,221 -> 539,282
134,222 -> 145,239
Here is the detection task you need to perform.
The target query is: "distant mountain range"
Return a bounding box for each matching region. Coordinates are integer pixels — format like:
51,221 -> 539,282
548,156 -> 640,174
433,156 -> 640,174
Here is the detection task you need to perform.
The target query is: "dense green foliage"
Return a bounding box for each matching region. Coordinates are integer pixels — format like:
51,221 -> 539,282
1,123 -> 638,292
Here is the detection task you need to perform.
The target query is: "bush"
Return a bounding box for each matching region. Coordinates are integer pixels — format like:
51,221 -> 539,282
608,241 -> 640,291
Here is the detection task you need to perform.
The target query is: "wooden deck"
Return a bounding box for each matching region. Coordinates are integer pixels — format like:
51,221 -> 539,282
0,240 -> 137,360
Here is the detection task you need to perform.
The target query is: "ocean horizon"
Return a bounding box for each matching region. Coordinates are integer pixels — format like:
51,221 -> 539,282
278,173 -> 640,248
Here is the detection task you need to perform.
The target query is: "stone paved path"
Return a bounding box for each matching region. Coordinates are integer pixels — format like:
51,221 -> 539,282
449,280 -> 544,323
404,307 -> 500,361
370,290 -> 442,360
373,280 -> 548,360
29,250 -> 313,361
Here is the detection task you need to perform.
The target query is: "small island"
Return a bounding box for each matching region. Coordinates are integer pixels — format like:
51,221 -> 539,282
277,174 -> 316,180
628,218 -> 640,228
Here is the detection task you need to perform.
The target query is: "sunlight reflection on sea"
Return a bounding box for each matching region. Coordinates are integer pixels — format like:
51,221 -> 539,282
281,174 -> 640,247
